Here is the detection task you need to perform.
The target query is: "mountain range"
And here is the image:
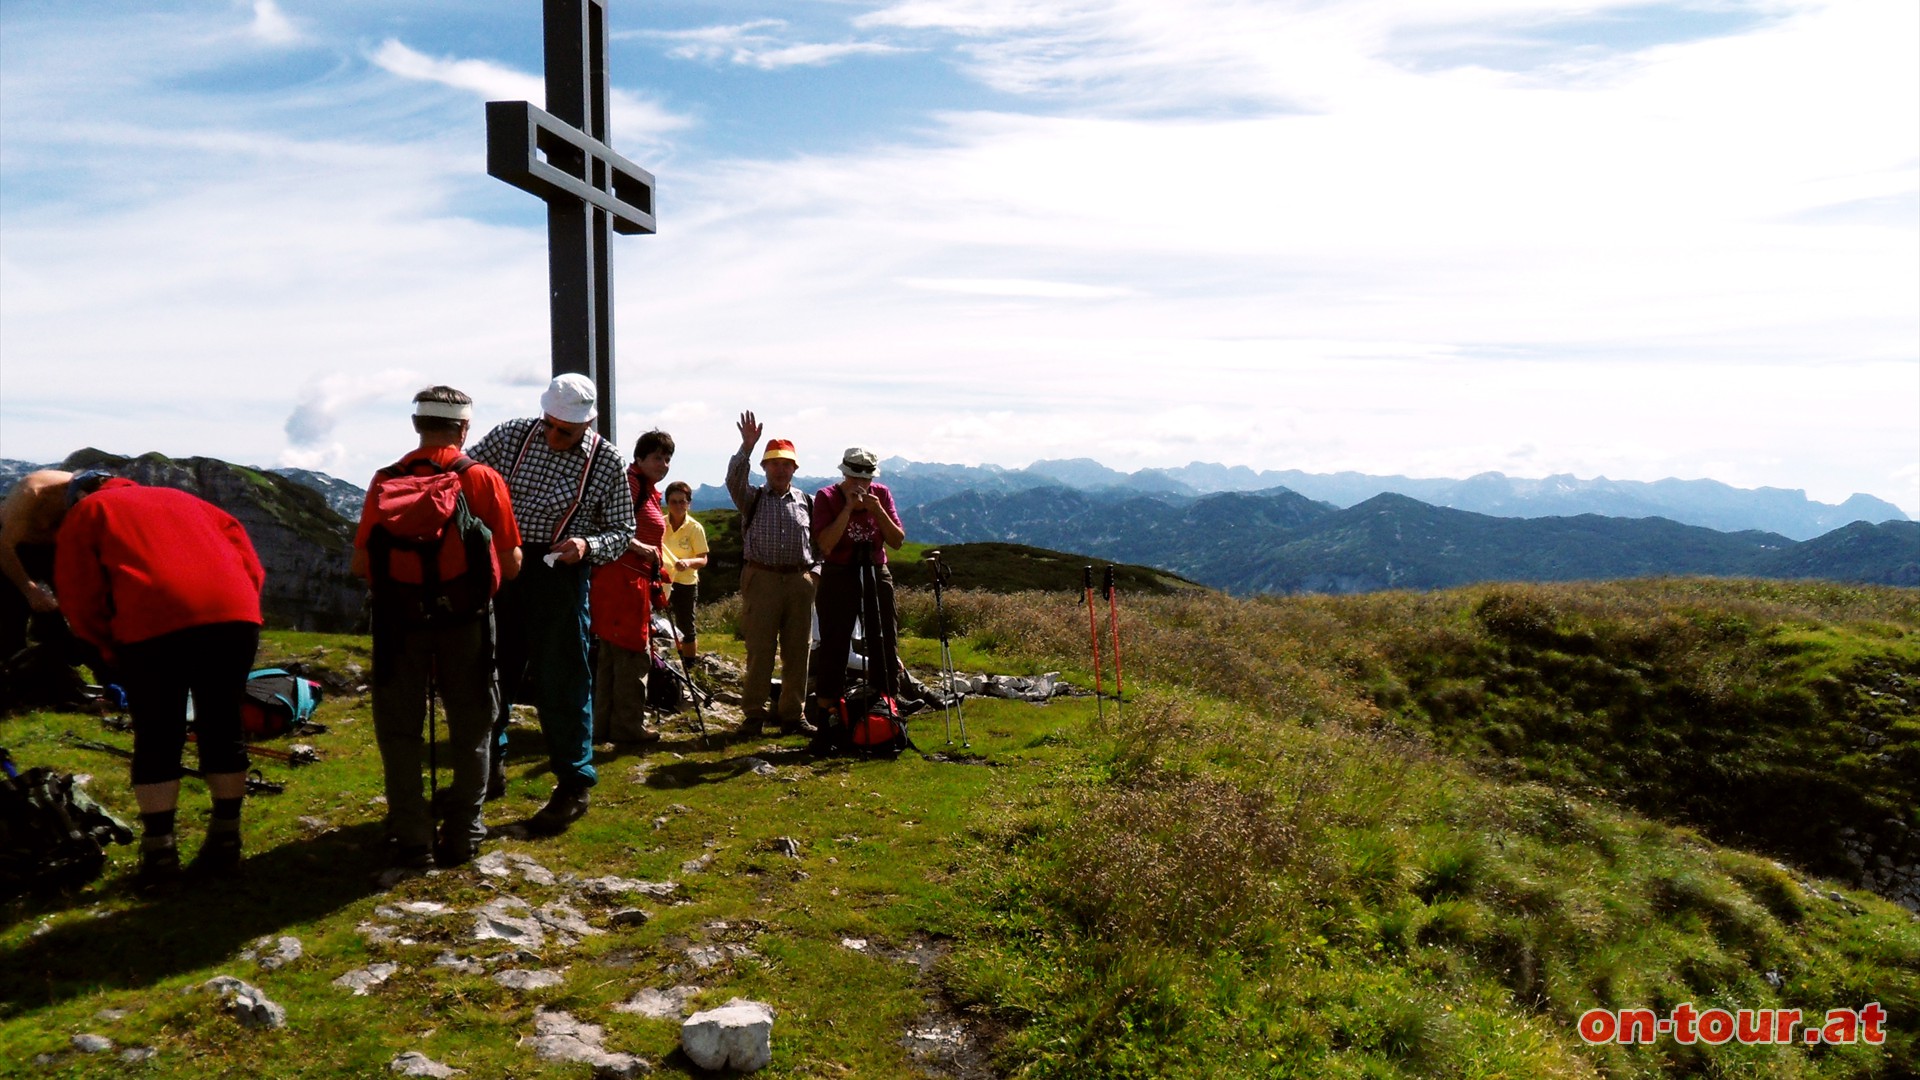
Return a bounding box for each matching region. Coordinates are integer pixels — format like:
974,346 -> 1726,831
687,456 -> 1909,541
4,454 -> 1914,604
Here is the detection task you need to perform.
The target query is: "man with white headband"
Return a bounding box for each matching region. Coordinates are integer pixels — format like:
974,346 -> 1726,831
352,385 -> 522,870
469,373 -> 634,833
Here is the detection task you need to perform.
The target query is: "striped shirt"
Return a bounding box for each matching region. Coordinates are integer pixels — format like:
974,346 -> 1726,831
726,448 -> 816,569
470,418 -> 634,567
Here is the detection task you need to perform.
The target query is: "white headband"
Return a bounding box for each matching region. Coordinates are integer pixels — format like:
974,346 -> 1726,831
414,401 -> 472,420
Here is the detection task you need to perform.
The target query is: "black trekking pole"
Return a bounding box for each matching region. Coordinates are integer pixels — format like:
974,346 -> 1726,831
64,733 -> 285,795
929,551 -> 965,747
427,661 -> 439,827
1084,566 -> 1104,723
1104,564 -> 1124,721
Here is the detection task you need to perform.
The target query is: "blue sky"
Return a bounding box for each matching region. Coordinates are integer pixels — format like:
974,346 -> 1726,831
2,0 -> 1915,515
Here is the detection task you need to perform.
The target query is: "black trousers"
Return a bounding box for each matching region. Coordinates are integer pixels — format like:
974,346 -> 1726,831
117,622 -> 260,785
813,562 -> 896,703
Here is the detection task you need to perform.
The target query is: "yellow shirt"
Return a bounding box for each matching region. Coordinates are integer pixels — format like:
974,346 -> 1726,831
665,515 -> 708,585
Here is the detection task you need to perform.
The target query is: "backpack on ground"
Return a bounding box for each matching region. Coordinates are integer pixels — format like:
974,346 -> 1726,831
813,548 -> 913,758
238,668 -> 325,739
365,455 -> 497,625
0,749 -> 135,899
647,650 -> 685,712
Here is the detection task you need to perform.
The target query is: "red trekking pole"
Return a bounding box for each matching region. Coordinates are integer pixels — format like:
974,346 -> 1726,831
1104,565 -> 1123,718
1084,566 -> 1104,722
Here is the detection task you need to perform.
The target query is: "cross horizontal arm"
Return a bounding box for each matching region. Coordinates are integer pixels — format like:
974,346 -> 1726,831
486,100 -> 656,236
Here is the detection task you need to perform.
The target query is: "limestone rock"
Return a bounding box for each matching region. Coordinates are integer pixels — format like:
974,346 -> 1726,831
119,1047 -> 157,1063
71,1033 -> 113,1053
475,851 -> 556,886
472,898 -> 545,950
241,934 -> 304,971
521,1009 -> 647,1077
333,962 -> 400,996
390,1051 -> 463,1077
614,985 -> 700,1019
681,999 -> 774,1072
576,875 -> 679,899
535,903 -> 601,938
494,968 -> 566,990
203,976 -> 287,1029
433,951 -> 486,975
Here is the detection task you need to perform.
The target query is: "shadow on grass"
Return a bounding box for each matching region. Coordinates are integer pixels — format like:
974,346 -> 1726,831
643,744 -> 844,790
0,821 -> 390,1018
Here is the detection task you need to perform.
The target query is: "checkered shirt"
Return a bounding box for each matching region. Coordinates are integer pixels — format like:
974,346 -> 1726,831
726,448 -> 816,568
470,417 -> 635,566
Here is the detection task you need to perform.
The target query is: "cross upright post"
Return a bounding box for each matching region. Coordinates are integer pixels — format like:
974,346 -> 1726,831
486,0 -> 656,444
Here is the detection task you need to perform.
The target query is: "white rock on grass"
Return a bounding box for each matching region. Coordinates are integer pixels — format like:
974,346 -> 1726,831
681,999 -> 774,1072
769,837 -> 801,858
376,901 -> 452,921
333,962 -> 400,996
521,1009 -> 647,1077
201,976 -> 287,1029
475,851 -> 556,886
681,853 -> 714,874
433,951 -> 487,975
119,1047 -> 157,1063
390,1051 -> 463,1077
471,898 -> 545,950
494,969 -> 566,991
71,1033 -> 113,1053
240,935 -> 304,971
93,1008 -> 128,1022
576,875 -> 679,899
613,985 -> 701,1019
840,938 -> 868,951
534,903 -> 601,938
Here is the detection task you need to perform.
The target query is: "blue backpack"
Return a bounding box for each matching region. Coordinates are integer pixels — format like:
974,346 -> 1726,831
238,669 -> 324,739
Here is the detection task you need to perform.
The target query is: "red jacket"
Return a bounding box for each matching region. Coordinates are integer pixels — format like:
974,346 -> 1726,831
55,478 -> 265,652
590,470 -> 666,652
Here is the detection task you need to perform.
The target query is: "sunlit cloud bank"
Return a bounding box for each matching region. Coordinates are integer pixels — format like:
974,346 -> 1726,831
0,0 -> 1913,514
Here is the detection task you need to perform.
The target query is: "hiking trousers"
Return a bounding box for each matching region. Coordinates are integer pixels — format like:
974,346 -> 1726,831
492,556 -> 596,789
738,564 -> 815,724
592,640 -> 653,743
814,561 -> 896,704
372,614 -> 495,851
117,621 -> 259,785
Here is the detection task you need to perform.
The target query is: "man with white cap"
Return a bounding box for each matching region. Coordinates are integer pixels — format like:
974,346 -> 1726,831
810,447 -> 906,713
726,411 -> 818,736
351,385 -> 521,869
470,374 -> 635,832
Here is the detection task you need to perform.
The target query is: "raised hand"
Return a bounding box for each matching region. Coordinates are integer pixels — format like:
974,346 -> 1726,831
737,411 -> 762,451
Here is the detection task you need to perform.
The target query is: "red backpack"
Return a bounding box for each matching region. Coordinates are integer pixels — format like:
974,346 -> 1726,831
365,456 -> 498,624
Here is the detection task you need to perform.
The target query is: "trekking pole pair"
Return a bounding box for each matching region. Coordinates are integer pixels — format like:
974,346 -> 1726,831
1081,565 -> 1125,719
928,550 -> 967,748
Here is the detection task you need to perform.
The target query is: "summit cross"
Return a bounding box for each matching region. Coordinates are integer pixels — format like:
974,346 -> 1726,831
486,0 -> 657,443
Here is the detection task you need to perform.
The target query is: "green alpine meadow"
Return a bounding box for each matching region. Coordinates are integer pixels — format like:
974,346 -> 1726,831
4,574 -> 1917,1078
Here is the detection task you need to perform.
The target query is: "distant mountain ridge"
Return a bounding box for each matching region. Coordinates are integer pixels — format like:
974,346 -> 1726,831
686,456 -> 1909,541
912,486 -> 1920,595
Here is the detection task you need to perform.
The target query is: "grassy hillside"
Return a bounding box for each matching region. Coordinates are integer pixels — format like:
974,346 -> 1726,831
691,507 -> 1198,599
4,580 -> 1916,1077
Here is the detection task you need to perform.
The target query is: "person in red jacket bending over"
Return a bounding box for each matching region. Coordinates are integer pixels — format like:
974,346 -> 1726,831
55,474 -> 266,893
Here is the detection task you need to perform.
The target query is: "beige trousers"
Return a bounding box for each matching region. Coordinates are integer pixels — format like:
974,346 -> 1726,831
738,565 -> 815,723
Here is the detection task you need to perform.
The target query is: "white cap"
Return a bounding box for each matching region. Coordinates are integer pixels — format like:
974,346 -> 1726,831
541,373 -> 598,424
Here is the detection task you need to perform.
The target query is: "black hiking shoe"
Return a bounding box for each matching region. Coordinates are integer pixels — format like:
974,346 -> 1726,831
390,842 -> 435,872
528,784 -> 589,834
134,840 -> 181,897
186,830 -> 242,880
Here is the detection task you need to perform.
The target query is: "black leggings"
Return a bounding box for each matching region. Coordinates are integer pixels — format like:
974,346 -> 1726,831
117,622 -> 260,784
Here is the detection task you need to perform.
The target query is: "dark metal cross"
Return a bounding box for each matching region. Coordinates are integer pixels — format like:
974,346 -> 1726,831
486,0 -> 656,443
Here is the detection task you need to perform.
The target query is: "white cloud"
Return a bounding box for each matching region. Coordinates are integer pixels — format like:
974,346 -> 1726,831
901,277 -> 1136,299
369,40 -> 694,138
247,0 -> 302,46
646,18 -> 907,70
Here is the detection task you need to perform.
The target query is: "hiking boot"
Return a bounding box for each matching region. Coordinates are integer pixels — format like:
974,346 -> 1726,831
780,716 -> 818,737
528,784 -> 590,834
134,839 -> 181,897
390,841 -> 435,870
737,716 -> 765,738
485,756 -> 507,802
186,830 -> 243,880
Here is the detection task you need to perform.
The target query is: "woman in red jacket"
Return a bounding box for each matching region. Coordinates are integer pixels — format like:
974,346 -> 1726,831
55,476 -> 266,893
